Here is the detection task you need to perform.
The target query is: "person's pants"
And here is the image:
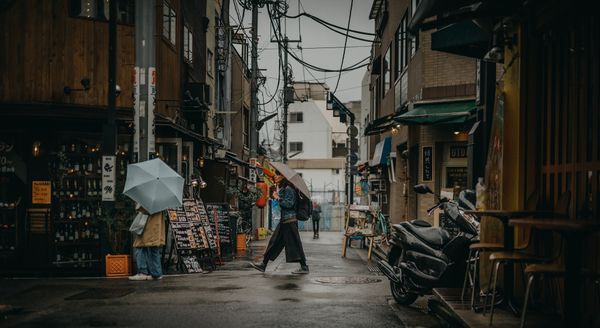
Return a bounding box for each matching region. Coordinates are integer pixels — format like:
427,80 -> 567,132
263,221 -> 306,263
135,247 -> 162,278
313,219 -> 320,235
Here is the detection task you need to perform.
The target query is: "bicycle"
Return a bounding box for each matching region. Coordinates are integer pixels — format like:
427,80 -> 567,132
373,210 -> 392,249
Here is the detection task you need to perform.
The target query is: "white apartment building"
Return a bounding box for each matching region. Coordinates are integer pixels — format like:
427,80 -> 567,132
286,82 -> 347,204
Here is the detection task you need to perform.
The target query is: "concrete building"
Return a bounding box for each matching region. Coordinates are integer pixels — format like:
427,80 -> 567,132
286,82 -> 346,205
364,0 -> 477,224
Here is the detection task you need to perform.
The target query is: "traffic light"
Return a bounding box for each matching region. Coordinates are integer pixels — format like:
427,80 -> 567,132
327,92 -> 354,125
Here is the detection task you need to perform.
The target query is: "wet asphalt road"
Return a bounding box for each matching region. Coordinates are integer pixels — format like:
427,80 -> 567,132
0,231 -> 443,328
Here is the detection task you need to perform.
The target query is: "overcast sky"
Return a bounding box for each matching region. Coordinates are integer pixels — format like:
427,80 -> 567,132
231,0 -> 374,148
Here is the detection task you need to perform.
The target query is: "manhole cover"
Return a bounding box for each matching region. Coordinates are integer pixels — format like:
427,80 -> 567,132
65,288 -> 134,300
313,276 -> 382,285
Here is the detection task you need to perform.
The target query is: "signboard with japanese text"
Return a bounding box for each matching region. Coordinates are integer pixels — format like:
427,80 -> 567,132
422,146 -> 433,182
101,156 -> 116,201
147,67 -> 156,154
32,181 -> 51,204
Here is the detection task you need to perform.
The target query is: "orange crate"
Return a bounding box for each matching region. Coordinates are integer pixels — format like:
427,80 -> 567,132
105,254 -> 131,277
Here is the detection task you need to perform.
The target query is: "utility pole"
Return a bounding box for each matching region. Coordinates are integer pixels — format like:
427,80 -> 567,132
250,2 -> 259,158
134,0 -> 156,163
102,0 -> 118,206
282,37 -> 289,163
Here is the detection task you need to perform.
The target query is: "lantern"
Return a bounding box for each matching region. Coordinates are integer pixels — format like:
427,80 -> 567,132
255,182 -> 268,208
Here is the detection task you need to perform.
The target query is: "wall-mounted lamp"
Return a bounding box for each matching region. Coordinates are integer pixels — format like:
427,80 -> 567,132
32,141 -> 41,157
191,176 -> 208,189
64,78 -> 91,95
453,131 -> 461,135
483,46 -> 503,63
197,157 -> 205,168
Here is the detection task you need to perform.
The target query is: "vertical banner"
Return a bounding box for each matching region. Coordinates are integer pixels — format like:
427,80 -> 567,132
249,158 -> 257,183
133,67 -> 140,160
148,67 -> 156,154
422,146 -> 433,182
102,156 -> 116,201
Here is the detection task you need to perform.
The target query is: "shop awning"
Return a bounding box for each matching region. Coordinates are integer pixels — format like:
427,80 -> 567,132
431,21 -> 489,58
364,113 -> 398,136
224,151 -> 250,167
395,100 -> 475,125
155,112 -> 223,148
370,137 -> 391,167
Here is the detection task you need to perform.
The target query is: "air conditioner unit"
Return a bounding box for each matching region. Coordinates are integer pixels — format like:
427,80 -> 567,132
215,149 -> 227,159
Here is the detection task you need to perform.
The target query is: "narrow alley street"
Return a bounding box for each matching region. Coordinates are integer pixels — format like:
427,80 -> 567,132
1,232 -> 442,328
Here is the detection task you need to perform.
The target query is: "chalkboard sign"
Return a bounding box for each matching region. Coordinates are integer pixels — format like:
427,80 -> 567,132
423,146 -> 433,181
167,198 -> 219,273
205,203 -> 232,245
445,167 -> 468,189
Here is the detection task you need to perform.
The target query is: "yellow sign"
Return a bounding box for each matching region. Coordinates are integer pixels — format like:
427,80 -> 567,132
32,181 -> 51,204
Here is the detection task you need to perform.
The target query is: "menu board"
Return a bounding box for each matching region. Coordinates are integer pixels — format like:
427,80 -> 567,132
205,203 -> 232,245
167,200 -> 208,250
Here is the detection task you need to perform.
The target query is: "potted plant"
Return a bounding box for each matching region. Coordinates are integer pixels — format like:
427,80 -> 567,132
98,179 -> 136,277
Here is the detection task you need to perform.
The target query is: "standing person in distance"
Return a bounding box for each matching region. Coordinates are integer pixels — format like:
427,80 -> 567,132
250,175 -> 309,274
129,204 -> 166,280
312,202 -> 321,239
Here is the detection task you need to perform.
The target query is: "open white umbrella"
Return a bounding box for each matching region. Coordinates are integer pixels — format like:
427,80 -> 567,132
269,161 -> 310,198
122,158 -> 184,214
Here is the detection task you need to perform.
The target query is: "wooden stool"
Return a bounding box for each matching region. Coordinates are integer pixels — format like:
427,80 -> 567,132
461,242 -> 504,309
520,264 -> 600,328
484,251 -> 551,326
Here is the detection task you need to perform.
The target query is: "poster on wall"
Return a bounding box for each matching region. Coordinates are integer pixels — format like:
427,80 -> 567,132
32,181 -> 51,204
101,156 -> 116,201
485,91 -> 504,209
422,146 -> 433,182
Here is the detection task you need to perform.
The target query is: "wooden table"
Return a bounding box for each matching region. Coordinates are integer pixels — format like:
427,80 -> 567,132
509,218 -> 600,327
463,210 -> 561,314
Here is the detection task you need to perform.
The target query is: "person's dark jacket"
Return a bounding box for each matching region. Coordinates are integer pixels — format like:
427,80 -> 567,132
312,205 -> 321,221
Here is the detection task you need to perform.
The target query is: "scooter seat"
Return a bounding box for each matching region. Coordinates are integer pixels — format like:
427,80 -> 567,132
402,224 -> 451,248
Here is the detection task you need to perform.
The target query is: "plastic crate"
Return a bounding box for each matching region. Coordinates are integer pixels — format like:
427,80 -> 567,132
105,254 -> 131,277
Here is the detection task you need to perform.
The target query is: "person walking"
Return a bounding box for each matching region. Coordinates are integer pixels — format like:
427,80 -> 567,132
312,202 -> 321,239
250,175 -> 309,274
129,205 -> 166,281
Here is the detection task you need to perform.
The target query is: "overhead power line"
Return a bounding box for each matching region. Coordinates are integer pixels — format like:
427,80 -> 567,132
284,12 -> 376,36
334,0 -> 354,93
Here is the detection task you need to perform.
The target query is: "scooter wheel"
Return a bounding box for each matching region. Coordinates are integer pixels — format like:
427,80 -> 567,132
390,280 -> 418,305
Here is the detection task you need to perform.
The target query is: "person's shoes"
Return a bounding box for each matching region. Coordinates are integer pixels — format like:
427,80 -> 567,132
250,262 -> 266,272
128,273 -> 152,281
152,275 -> 163,280
313,235 -> 317,239
292,266 -> 309,274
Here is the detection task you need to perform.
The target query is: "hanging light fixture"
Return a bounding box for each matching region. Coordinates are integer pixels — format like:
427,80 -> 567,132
32,141 -> 41,157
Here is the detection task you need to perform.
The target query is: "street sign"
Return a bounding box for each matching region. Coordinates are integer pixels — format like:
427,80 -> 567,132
347,125 -> 358,137
347,153 -> 358,165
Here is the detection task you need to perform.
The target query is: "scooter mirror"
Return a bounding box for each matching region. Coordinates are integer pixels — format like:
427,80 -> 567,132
413,184 -> 433,194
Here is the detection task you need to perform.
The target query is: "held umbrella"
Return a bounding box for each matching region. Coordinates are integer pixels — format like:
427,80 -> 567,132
269,161 -> 310,198
122,158 -> 184,214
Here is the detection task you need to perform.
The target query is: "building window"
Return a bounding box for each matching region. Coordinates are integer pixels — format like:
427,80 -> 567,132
289,112 -> 303,123
243,107 -> 249,147
207,49 -> 214,77
290,142 -> 303,152
396,12 -> 411,79
183,24 -> 193,64
383,47 -> 391,94
69,0 -> 134,24
162,1 -> 176,45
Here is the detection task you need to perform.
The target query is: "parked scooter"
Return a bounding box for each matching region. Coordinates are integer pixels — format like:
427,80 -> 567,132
377,184 -> 480,305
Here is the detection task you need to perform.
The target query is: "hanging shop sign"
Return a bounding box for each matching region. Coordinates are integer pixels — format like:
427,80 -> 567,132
423,146 -> 433,182
32,180 -> 51,204
102,156 -> 116,201
449,145 -> 468,158
148,67 -> 156,154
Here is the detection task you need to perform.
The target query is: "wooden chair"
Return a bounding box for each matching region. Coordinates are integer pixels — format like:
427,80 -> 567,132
462,191 -> 540,310
485,191 -> 571,326
519,264 -> 600,328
